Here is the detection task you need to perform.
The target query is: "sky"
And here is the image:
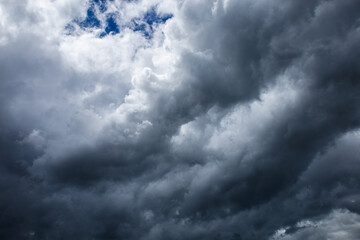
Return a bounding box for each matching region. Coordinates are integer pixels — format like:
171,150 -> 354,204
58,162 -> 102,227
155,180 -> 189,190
0,0 -> 360,239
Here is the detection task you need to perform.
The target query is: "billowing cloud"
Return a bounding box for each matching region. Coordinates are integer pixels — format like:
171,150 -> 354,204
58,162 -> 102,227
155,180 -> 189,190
0,0 -> 360,239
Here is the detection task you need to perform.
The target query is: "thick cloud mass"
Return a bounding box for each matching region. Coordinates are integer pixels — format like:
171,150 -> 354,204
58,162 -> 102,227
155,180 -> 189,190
1,0 -> 360,239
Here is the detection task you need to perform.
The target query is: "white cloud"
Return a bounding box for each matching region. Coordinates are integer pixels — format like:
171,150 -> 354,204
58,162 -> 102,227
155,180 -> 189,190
270,209 -> 360,240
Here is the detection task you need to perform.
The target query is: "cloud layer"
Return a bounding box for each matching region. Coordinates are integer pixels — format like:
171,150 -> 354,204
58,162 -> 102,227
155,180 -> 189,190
1,0 -> 360,239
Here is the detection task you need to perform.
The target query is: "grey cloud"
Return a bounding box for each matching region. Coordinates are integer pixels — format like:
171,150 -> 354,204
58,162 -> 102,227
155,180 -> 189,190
1,0 -> 360,239
270,209 -> 360,240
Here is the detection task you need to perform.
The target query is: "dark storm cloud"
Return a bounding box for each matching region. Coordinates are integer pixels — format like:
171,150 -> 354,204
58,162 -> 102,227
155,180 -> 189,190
1,0 -> 360,239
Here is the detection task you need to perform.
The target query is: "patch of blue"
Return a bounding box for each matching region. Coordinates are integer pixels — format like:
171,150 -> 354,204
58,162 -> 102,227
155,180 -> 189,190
105,15 -> 120,34
131,7 -> 173,39
132,21 -> 150,38
78,5 -> 101,28
144,7 -> 173,25
91,0 -> 107,13
99,32 -> 107,38
67,2 -> 172,39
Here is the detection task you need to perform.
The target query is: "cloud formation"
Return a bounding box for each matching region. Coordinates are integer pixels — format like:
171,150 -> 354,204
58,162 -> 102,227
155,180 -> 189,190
0,0 -> 360,239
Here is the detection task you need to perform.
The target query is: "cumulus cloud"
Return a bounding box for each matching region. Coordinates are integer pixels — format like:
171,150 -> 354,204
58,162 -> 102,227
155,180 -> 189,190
270,209 -> 360,240
0,0 -> 360,239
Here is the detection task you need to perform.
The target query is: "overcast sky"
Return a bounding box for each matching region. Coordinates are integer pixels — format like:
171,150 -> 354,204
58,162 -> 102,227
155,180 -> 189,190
1,0 -> 360,239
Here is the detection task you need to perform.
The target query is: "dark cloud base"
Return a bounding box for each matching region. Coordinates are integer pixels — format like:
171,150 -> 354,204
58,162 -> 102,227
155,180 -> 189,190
1,0 -> 360,239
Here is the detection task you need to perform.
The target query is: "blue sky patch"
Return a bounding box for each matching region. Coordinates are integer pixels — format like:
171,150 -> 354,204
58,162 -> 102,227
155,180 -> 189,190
105,14 -> 120,34
77,5 -> 101,29
91,0 -> 108,13
144,7 -> 173,25
99,14 -> 119,37
67,2 -> 172,39
132,21 -> 150,38
131,7 -> 173,39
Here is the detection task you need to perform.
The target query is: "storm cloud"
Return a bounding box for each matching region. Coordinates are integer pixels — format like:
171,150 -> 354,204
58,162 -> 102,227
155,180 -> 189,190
0,0 -> 360,239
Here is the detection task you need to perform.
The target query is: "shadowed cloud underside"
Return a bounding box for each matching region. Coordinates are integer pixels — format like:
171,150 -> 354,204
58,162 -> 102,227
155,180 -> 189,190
0,0 -> 360,239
